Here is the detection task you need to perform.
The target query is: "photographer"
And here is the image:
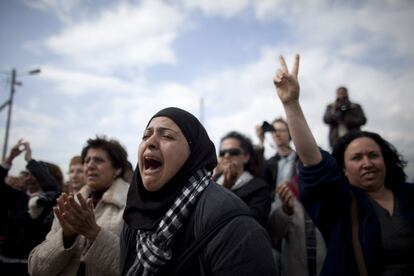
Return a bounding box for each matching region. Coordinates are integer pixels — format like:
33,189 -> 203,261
256,118 -> 297,193
323,86 -> 367,148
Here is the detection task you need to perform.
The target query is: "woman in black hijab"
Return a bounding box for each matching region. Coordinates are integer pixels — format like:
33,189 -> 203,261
121,107 -> 276,276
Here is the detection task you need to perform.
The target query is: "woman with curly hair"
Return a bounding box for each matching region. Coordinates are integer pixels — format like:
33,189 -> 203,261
29,136 -> 130,276
273,54 -> 414,275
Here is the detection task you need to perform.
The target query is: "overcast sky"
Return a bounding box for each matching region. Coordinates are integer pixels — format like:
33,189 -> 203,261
1,0 -> 414,181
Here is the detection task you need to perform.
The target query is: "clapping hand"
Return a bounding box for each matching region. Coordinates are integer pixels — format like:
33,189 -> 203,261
222,161 -> 239,189
54,193 -> 77,240
54,193 -> 101,243
276,181 -> 295,216
214,159 -> 239,189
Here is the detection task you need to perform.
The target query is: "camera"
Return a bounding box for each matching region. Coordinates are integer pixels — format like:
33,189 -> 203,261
336,98 -> 351,112
339,103 -> 351,111
261,121 -> 275,133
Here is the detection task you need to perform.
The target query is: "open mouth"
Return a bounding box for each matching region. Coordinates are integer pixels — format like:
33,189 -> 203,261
87,173 -> 99,179
361,171 -> 376,178
144,157 -> 162,171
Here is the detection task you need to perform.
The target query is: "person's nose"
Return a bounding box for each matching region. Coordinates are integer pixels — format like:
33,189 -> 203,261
361,156 -> 373,169
145,134 -> 159,150
85,159 -> 96,170
84,160 -> 93,171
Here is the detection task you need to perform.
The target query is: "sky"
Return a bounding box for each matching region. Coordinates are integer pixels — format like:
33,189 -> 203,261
1,0 -> 414,181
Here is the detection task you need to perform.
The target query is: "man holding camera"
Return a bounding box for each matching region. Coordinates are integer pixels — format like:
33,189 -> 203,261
323,86 -> 367,148
255,118 -> 297,192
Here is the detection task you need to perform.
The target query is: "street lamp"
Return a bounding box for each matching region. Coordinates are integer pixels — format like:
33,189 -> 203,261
1,68 -> 41,161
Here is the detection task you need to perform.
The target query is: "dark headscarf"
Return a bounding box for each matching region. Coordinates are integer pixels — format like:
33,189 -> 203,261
123,107 -> 217,230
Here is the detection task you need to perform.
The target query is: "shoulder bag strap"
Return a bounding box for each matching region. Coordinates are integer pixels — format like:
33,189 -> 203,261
351,192 -> 369,276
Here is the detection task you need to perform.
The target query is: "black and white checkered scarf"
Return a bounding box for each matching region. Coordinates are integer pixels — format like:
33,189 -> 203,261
126,169 -> 210,276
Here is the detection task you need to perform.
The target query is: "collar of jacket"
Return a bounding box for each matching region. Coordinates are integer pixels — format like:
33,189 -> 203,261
78,178 -> 128,209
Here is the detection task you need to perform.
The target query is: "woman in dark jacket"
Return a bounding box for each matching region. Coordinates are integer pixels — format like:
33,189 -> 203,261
273,54 -> 414,275
213,131 -> 271,227
121,107 -> 276,276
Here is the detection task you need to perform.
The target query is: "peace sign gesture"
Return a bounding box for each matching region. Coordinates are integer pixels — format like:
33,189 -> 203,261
273,54 -> 300,104
272,54 -> 322,166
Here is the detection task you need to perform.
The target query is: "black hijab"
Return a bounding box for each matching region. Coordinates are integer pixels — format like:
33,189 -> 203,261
123,107 -> 217,230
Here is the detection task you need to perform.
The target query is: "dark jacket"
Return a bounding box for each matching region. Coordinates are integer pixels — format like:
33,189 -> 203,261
323,102 -> 367,148
232,177 -> 271,227
299,151 -> 414,276
0,160 -> 59,259
120,181 -> 277,276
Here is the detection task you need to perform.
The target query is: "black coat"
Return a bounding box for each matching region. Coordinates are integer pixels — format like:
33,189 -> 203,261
0,160 -> 59,259
120,181 -> 277,276
232,177 -> 271,227
323,102 -> 367,148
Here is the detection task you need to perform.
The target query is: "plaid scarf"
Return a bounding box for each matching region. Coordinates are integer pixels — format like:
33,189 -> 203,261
126,169 -> 211,276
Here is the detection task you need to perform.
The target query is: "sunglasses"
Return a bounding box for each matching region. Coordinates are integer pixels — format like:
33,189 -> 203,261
219,148 -> 244,157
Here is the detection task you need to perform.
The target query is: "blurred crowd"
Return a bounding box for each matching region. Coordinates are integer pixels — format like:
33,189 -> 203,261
1,54 -> 413,276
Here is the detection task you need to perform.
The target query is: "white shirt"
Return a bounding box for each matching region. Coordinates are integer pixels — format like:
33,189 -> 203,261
276,150 -> 297,186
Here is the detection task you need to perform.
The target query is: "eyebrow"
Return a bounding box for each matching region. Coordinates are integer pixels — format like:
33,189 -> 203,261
349,150 -> 378,157
145,126 -> 179,134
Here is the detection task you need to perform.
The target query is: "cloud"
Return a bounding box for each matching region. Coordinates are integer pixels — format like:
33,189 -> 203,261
180,0 -> 250,17
258,0 -> 414,60
182,41 -> 414,176
22,0 -> 82,24
38,65 -> 147,96
8,0 -> 414,181
180,0 -> 414,61
44,0 -> 186,71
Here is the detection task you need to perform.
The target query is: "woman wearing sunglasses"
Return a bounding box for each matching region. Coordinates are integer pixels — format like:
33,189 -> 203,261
213,131 -> 271,227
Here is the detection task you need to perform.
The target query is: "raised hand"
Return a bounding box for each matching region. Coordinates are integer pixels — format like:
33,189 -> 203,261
272,54 -> 321,166
22,141 -> 33,161
5,139 -> 25,165
255,125 -> 265,145
273,54 -> 300,105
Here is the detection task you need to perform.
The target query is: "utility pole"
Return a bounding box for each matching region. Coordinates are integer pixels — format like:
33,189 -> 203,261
1,68 -> 41,161
2,69 -> 17,161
